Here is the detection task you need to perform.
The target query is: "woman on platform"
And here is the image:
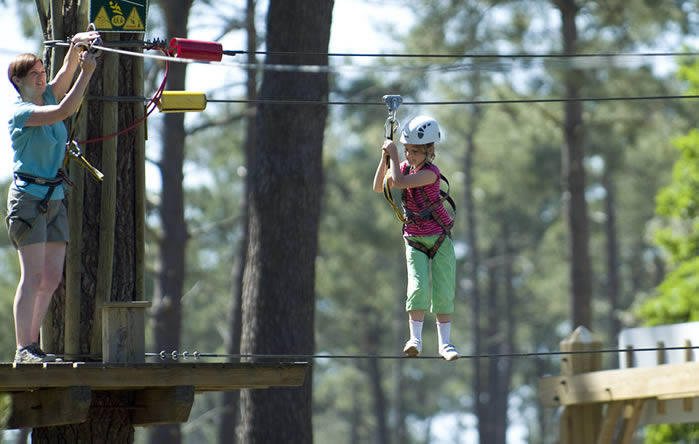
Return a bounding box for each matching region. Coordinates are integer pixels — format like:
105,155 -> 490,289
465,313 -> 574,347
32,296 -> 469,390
6,31 -> 99,363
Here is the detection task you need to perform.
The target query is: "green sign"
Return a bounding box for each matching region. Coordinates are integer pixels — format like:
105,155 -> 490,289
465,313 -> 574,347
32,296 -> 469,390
89,0 -> 148,33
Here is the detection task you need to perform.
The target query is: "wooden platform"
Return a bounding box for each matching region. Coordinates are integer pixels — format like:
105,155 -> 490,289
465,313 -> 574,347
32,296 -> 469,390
1,361 -> 309,429
0,361 -> 308,392
538,361 -> 699,407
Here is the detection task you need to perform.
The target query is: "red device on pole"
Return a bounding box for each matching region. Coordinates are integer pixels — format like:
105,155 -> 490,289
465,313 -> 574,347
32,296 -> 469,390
169,38 -> 223,62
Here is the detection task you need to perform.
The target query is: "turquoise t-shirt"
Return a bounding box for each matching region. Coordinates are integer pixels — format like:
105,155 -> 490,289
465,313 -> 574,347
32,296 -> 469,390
8,84 -> 67,199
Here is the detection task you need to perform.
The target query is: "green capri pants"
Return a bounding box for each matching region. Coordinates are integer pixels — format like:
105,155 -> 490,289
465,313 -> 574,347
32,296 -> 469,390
405,234 -> 456,314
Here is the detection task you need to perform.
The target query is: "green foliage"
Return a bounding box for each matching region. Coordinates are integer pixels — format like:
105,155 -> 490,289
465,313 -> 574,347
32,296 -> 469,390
654,129 -> 699,263
637,258 -> 699,325
644,423 -> 699,443
641,59 -> 699,443
641,61 -> 699,327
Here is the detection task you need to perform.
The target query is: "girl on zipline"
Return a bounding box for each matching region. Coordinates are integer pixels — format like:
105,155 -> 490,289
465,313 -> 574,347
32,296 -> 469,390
372,115 -> 459,361
6,31 -> 99,363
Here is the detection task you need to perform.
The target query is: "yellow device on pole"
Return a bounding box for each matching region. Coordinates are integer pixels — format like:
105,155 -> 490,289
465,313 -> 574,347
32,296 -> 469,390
381,94 -> 408,224
157,91 -> 208,113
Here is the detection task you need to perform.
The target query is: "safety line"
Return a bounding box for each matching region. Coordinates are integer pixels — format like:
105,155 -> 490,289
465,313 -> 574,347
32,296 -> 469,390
44,40 -> 697,59
48,42 -> 699,75
207,95 -> 699,106
143,345 -> 699,361
245,50 -> 699,59
81,93 -> 699,107
53,42 -> 338,73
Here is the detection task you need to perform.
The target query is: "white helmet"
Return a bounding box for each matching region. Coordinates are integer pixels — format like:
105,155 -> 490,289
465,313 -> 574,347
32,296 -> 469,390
400,115 -> 441,145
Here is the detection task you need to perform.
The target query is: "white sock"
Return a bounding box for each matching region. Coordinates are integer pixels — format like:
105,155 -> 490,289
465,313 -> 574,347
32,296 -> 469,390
437,321 -> 451,346
409,320 -> 423,342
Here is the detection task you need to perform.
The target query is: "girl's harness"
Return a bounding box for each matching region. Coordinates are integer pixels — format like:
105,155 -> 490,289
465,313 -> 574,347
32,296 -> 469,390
401,163 -> 456,258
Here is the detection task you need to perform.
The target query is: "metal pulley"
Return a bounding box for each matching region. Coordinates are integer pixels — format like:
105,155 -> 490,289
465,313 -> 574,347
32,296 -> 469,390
383,94 -> 403,140
380,94 -> 409,224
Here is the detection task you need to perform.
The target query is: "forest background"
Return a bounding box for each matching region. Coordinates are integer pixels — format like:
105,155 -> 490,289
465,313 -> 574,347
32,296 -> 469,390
0,0 -> 697,443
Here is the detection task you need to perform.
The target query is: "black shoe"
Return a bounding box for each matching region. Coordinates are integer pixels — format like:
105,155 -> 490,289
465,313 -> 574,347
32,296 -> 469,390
29,342 -> 56,362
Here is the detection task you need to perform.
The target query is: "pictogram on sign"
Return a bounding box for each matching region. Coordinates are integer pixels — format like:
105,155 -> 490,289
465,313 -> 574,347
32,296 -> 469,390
89,0 -> 149,33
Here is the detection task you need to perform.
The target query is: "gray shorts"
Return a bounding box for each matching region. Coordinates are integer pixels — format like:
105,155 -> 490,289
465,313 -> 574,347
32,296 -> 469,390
5,188 -> 69,249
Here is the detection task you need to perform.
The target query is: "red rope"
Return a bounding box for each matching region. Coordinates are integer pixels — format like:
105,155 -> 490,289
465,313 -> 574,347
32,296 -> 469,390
77,51 -> 170,146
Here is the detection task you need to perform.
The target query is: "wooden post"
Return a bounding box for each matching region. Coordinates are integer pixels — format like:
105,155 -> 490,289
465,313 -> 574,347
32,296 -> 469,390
624,345 -> 633,368
656,341 -> 666,414
65,0 -> 91,360
102,301 -> 151,363
684,339 -> 693,412
133,36 -> 146,303
559,326 -> 602,444
619,399 -> 645,444
41,0 -> 67,354
596,401 -> 623,444
91,34 -> 119,354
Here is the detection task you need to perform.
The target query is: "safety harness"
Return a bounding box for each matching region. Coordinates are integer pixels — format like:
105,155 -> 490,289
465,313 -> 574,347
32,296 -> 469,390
379,94 -> 456,258
10,29 -> 105,246
400,162 -> 456,258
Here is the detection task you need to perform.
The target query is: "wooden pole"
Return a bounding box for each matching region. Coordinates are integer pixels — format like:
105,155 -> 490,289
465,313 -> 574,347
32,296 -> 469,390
684,339 -> 693,412
49,0 -> 63,72
65,0 -> 89,358
42,0 -> 65,353
619,399 -> 645,444
133,35 -> 146,302
559,326 -> 602,444
91,34 -> 119,354
656,341 -> 666,414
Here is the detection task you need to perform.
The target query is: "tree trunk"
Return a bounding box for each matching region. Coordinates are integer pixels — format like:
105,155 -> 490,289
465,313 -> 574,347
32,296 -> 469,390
149,2 -> 193,444
37,3 -> 141,440
219,3 -> 257,442
361,307 -> 389,444
238,1 -> 333,443
391,278 -> 406,444
498,224 -> 515,444
482,245 -> 498,443
557,0 -> 592,329
349,382 -> 362,444
463,80 -> 485,443
602,168 -> 620,354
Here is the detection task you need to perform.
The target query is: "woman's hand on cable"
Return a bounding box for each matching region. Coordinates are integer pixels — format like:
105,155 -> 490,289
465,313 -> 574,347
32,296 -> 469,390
382,140 -> 399,161
80,52 -> 97,75
71,31 -> 101,53
72,31 -> 101,46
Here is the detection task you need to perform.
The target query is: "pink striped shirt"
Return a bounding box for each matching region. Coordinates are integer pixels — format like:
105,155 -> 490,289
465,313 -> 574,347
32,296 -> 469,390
401,161 -> 453,237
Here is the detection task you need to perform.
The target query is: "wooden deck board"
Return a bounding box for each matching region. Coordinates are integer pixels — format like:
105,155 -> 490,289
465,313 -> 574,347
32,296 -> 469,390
539,361 -> 699,407
0,362 -> 308,392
